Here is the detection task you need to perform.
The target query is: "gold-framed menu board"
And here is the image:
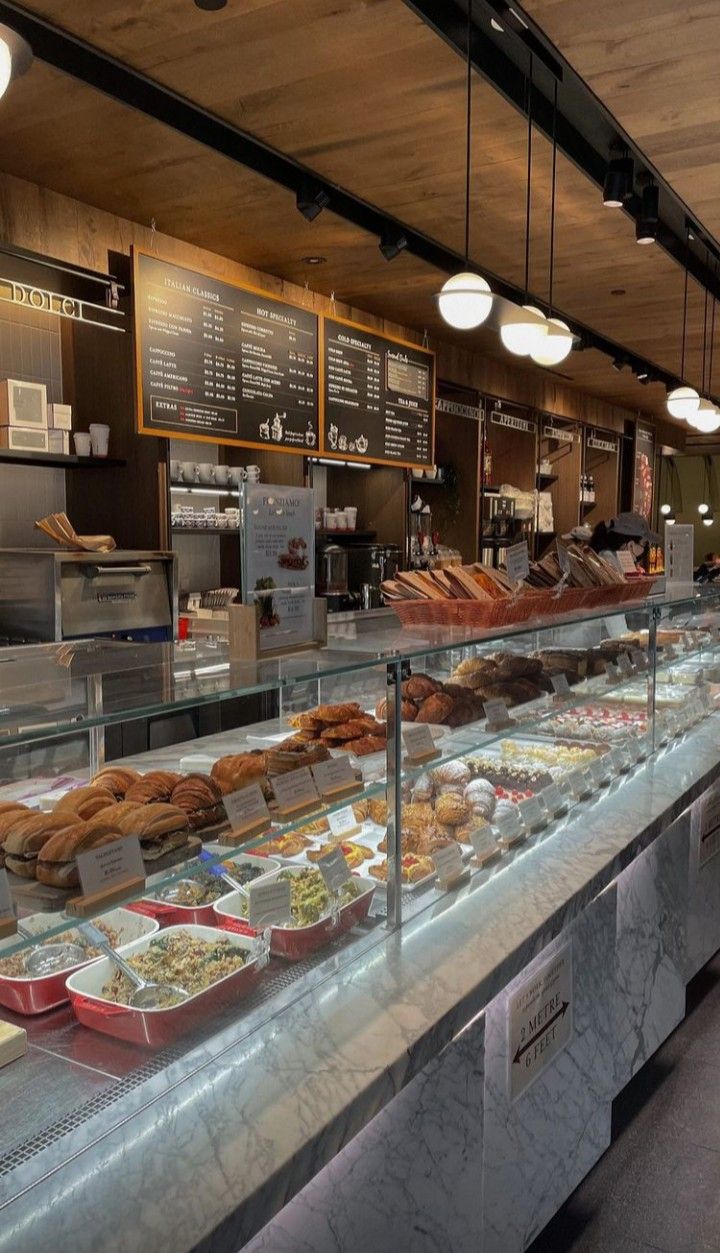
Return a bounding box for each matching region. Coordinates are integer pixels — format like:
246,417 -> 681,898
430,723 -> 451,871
321,315 -> 435,468
133,250 -> 319,455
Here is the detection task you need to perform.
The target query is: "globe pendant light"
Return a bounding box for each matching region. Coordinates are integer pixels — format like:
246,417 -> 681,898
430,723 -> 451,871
689,400 -> 720,433
531,81 -> 573,367
0,24 -> 32,101
436,0 -> 492,331
500,56 -> 548,357
666,223 -> 700,420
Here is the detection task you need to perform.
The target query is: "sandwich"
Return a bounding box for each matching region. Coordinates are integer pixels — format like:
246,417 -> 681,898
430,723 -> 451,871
54,785 -> 117,821
124,771 -> 183,804
91,766 -> 141,799
113,802 -> 190,861
4,812 -> 79,880
0,804 -> 31,867
170,773 -> 224,830
36,820 -> 122,889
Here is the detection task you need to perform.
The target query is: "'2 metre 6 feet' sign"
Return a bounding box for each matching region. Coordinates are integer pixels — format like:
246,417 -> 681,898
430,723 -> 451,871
508,942 -> 573,1100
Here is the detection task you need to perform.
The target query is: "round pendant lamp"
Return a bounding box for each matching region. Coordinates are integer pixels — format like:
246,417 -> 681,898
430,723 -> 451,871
436,0 -> 492,331
0,24 -> 32,101
667,224 -> 701,420
530,81 -> 573,366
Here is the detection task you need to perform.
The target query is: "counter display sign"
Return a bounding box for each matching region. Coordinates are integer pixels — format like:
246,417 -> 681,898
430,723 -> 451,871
322,316 -> 434,467
241,483 -> 315,652
632,424 -> 655,521
134,251 -> 318,453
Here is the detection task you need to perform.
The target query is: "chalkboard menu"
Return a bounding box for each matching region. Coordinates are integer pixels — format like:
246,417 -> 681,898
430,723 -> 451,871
322,316 -> 434,467
134,251 -> 318,454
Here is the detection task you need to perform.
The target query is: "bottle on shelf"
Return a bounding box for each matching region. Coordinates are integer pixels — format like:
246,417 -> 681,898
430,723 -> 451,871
587,475 -> 595,504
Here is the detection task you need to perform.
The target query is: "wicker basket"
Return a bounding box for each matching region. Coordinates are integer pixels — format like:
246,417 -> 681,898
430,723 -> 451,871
390,577 -> 658,629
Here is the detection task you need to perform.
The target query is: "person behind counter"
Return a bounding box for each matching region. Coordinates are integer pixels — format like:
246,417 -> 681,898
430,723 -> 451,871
589,511 -> 659,574
695,552 -> 720,582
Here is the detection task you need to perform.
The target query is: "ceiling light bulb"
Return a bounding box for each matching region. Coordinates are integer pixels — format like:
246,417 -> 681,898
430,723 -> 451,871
436,271 -> 493,330
704,513 -> 714,526
698,503 -> 710,515
665,514 -> 676,525
0,37 -> 11,99
660,503 -> 672,516
530,317 -> 573,366
688,400 -> 720,433
667,385 -> 700,419
500,304 -> 548,356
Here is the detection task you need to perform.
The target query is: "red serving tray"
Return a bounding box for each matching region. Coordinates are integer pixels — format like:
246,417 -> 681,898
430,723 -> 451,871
127,853 -> 281,929
0,908 -> 159,1016
213,873 -> 376,962
66,924 -> 259,1048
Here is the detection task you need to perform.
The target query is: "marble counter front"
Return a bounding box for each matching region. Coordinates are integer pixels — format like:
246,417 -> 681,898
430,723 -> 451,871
2,719 -> 720,1253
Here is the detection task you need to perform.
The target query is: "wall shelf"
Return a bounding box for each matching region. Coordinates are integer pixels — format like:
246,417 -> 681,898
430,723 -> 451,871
0,450 -> 126,470
171,526 -> 240,536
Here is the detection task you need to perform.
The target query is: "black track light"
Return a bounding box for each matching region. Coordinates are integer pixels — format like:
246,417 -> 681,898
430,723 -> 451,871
379,227 -> 408,261
194,0 -> 227,9
636,180 -> 659,245
603,154 -> 634,208
612,357 -> 626,372
296,179 -> 330,222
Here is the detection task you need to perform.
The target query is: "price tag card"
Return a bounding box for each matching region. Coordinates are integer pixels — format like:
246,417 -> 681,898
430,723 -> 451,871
312,755 -> 361,799
631,649 -> 649,671
541,782 -> 568,816
76,835 -> 145,900
432,841 -> 466,885
518,795 -> 548,831
249,877 -> 292,929
616,653 -> 634,677
506,541 -> 530,587
587,755 -> 610,787
629,732 -> 649,760
470,824 -> 500,865
605,662 -> 621,684
608,746 -> 630,774
402,722 -> 439,764
0,869 -> 14,936
223,783 -> 271,833
551,674 -> 571,700
566,767 -> 592,800
483,698 -> 515,731
317,845 -> 353,893
494,808 -> 525,848
272,766 -> 319,817
328,804 -> 361,841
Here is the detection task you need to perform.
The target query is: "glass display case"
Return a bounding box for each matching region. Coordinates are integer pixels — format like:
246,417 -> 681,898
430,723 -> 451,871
2,588 -> 720,1216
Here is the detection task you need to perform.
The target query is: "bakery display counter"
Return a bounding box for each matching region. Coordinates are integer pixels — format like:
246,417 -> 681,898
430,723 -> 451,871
1,589 -> 720,1250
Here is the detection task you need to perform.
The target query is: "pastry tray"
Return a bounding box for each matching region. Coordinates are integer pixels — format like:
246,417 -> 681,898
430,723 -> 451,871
66,924 -> 259,1048
213,870 -> 376,961
0,907 -> 160,1016
128,851 -> 281,928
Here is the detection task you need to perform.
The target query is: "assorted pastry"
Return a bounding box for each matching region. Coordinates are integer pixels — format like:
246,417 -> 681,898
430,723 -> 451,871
377,673 -> 484,729
287,702 -> 387,757
369,853 -> 436,884
540,705 -> 647,742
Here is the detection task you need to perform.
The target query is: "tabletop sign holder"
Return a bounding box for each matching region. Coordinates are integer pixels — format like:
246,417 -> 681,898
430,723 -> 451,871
228,599 -> 328,663
272,767 -> 321,823
470,824 -> 502,868
220,785 -> 273,846
432,841 -> 469,889
311,757 -> 363,804
66,835 -> 147,918
66,876 -> 147,919
402,723 -> 441,767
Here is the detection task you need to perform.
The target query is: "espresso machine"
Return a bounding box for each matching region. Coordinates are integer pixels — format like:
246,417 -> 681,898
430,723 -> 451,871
346,543 -> 401,608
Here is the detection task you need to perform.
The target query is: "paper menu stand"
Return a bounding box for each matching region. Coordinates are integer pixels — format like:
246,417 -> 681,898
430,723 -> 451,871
402,722 -> 440,766
470,823 -> 501,867
518,795 -> 548,832
493,808 -> 525,849
431,841 -> 467,887
483,698 -> 515,733
551,673 -> 571,702
540,781 -> 568,816
221,784 -> 272,846
248,878 -> 293,930
317,846 -> 353,894
67,836 -> 146,918
312,756 -> 363,803
0,869 -> 16,940
505,541 -> 530,590
271,766 -> 321,822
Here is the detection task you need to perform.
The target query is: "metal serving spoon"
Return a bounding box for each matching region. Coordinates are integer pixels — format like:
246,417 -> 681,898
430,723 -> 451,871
77,921 -> 188,1009
19,922 -> 86,977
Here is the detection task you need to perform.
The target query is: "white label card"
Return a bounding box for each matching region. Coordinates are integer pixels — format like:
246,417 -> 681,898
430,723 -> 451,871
631,649 -> 649,671
272,766 -> 319,812
566,768 -> 591,799
616,550 -> 638,576
494,807 -> 523,842
470,824 -> 499,860
509,941 -> 573,1100
587,756 -> 609,786
541,782 -> 567,815
402,722 -> 437,759
317,846 -> 353,893
249,877 -> 292,928
551,674 -> 571,699
518,795 -> 547,831
0,868 -> 13,920
76,835 -> 145,898
432,841 -> 464,884
608,747 -> 628,774
223,783 -> 270,830
684,632 -> 695,653
484,698 -> 514,730
506,541 -> 530,586
312,755 -> 357,793
328,805 -> 360,840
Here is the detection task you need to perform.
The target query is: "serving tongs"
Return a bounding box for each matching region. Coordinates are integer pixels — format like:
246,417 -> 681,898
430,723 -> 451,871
77,921 -> 188,1009
19,922 -> 86,976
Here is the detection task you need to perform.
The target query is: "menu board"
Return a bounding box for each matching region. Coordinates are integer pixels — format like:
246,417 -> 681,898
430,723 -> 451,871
632,423 -> 655,521
134,251 -> 318,454
322,316 -> 434,467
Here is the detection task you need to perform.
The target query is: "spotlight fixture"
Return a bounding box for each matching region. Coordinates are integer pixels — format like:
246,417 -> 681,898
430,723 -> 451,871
612,357 -> 626,372
436,0 -> 493,329
660,503 -> 672,516
379,227 -> 408,262
636,179 -> 659,245
296,179 -> 330,222
635,367 -> 649,381
704,511 -> 715,527
602,151 -> 634,208
0,23 -> 32,101
665,513 -> 676,525
301,255 -> 326,266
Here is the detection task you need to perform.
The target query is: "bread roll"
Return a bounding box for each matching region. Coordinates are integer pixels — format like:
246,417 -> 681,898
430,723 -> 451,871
54,785 -> 116,820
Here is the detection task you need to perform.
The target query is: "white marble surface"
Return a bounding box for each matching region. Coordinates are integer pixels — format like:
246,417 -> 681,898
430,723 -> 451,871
687,783 -> 720,979
613,811 -> 689,1089
482,885 -> 616,1252
3,721 -> 720,1253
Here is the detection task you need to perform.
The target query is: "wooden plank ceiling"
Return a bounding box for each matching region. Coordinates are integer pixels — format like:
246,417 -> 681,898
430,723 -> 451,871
0,0 -> 713,423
